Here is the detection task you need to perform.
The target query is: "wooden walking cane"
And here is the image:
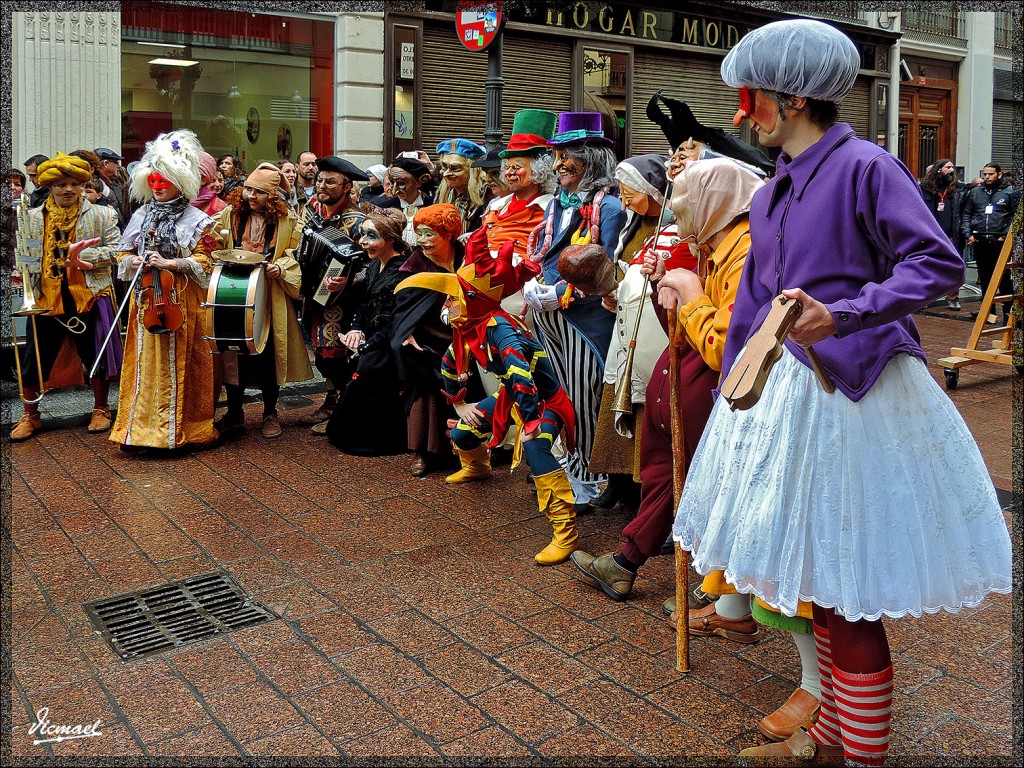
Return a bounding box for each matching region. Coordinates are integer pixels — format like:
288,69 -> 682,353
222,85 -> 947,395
668,307 -> 690,673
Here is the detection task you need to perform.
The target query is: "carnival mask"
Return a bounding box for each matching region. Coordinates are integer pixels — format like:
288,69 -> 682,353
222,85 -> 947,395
147,172 -> 174,191
439,156 -> 471,191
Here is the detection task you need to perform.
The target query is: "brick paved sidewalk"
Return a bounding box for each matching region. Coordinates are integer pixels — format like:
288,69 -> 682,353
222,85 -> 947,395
4,311 -> 1017,762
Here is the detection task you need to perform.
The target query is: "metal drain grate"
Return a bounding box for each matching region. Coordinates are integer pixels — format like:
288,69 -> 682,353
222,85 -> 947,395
83,571 -> 276,661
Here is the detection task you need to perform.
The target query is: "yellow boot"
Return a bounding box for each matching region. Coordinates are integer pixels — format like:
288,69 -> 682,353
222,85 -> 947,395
445,445 -> 492,484
533,469 -> 579,565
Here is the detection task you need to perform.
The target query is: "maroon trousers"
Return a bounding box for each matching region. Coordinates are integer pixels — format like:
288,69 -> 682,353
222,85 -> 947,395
620,343 -> 718,566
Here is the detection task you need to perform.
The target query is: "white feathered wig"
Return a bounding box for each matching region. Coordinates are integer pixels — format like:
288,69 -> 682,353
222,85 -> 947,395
129,129 -> 203,203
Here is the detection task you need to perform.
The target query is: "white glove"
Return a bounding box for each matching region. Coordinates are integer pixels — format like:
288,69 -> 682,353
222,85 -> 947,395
522,278 -> 561,312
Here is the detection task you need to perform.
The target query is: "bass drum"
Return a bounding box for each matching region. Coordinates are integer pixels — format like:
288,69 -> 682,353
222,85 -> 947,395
203,262 -> 270,354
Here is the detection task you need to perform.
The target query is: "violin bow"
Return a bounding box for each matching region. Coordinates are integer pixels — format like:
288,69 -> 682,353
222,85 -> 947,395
89,228 -> 148,380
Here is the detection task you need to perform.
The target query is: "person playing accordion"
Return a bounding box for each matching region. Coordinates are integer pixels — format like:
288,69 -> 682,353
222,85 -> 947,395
294,155 -> 373,433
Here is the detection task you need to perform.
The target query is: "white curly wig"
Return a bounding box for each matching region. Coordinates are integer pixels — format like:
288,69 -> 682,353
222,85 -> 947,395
130,129 -> 204,203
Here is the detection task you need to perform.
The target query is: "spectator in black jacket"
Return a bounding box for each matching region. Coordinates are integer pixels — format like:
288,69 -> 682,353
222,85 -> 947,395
961,162 -> 1020,323
24,154 -> 51,207
920,159 -> 968,309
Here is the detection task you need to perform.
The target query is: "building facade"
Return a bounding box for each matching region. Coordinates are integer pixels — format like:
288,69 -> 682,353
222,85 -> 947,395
8,3 -> 1021,182
10,3 -> 385,173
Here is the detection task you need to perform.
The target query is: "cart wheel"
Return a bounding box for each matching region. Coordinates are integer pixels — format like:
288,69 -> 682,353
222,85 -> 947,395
944,368 -> 959,390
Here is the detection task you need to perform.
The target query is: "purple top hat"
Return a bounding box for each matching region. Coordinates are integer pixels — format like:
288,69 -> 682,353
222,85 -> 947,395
548,111 -> 613,147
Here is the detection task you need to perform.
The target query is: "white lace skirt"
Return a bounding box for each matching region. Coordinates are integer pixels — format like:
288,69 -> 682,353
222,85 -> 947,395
673,350 -> 1012,622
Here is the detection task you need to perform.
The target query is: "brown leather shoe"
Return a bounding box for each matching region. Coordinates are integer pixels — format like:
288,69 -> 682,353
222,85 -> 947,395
297,391 -> 338,425
758,688 -> 821,742
738,727 -> 842,763
410,453 -> 427,477
10,413 -> 42,441
261,413 -> 282,439
687,602 -> 761,644
569,551 -> 635,601
87,407 -> 113,433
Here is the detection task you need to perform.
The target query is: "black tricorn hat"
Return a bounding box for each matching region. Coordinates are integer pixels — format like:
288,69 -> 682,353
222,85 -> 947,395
472,145 -> 506,169
646,91 -> 774,175
316,155 -> 368,181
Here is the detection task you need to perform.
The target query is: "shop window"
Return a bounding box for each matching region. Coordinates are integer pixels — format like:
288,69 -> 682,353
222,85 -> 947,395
120,3 -> 334,165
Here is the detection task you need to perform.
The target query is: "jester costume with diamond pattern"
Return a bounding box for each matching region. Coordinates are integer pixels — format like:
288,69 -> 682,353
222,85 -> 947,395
395,228 -> 581,564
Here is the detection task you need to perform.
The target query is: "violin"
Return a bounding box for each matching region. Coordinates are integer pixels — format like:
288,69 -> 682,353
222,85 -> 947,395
138,228 -> 185,334
720,294 -> 835,411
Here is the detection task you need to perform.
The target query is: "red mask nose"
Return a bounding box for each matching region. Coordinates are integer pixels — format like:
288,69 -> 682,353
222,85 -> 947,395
738,86 -> 754,115
148,172 -> 173,191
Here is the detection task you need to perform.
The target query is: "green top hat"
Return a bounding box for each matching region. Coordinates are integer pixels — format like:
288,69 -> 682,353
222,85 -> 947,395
499,109 -> 558,158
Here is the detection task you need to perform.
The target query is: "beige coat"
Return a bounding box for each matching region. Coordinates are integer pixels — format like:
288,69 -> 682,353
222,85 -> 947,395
23,199 -> 121,308
212,206 -> 313,385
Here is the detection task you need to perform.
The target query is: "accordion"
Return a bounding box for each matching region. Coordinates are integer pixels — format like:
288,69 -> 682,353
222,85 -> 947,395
296,212 -> 365,299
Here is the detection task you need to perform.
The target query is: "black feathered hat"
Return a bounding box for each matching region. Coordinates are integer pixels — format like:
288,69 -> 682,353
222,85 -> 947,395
646,92 -> 774,175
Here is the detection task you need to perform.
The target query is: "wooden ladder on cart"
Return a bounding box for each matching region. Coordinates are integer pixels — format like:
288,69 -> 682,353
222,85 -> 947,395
939,203 -> 1022,389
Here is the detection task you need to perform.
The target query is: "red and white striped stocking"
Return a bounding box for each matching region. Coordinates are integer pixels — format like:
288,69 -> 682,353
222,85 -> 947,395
805,622 -> 842,746
832,664 -> 894,765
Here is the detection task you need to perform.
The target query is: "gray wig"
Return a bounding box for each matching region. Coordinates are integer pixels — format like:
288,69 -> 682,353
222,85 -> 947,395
557,145 -> 618,197
502,154 -> 557,196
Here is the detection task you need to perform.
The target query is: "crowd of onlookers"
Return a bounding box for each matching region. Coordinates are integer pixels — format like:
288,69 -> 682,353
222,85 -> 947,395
918,159 -> 1019,319
7,134 -> 1019,475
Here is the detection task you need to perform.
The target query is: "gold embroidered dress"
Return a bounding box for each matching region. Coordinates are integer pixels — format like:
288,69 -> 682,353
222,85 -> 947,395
110,204 -> 217,448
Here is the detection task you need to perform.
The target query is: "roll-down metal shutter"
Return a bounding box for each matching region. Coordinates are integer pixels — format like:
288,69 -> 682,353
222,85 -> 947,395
991,100 -> 1019,169
422,22 -> 572,153
841,78 -> 871,140
630,50 -> 740,155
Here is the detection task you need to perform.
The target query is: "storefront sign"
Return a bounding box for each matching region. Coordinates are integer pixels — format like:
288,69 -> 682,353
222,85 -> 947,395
400,42 -> 415,78
455,1 -> 504,51
510,2 -> 752,51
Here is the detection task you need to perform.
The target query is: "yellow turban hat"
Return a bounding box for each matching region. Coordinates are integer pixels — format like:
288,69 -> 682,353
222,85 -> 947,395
35,152 -> 94,187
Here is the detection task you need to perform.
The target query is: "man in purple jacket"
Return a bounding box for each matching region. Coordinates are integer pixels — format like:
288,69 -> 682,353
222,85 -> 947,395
670,18 -> 1012,765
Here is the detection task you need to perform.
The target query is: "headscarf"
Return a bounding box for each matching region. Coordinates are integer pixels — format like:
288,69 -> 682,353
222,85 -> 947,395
614,154 -> 670,207
670,158 -> 763,250
192,151 -> 220,210
245,162 -> 288,195
413,204 -> 462,243
721,19 -> 860,103
198,152 -> 218,185
35,152 -> 93,187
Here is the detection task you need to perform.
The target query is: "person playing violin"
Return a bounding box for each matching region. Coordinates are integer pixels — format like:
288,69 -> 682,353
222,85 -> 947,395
9,152 -> 123,441
109,129 -> 219,451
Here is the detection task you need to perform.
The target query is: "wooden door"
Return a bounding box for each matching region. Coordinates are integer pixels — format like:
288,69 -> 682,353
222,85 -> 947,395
898,83 -> 955,178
